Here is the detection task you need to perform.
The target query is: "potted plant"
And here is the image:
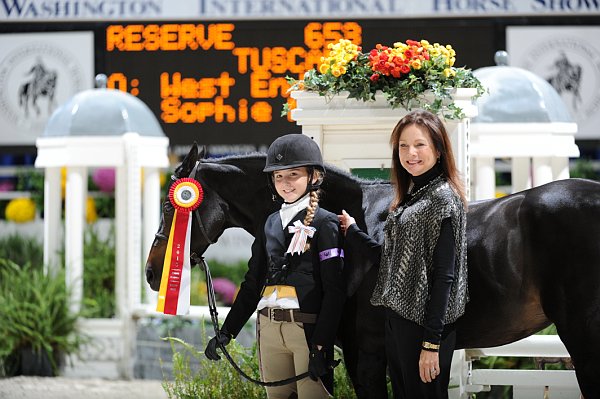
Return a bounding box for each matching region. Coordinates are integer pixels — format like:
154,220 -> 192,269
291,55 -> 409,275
0,259 -> 86,376
284,38 -> 485,119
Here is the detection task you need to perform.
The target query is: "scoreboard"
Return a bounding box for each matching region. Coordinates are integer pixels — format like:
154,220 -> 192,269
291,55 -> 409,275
101,19 -> 495,155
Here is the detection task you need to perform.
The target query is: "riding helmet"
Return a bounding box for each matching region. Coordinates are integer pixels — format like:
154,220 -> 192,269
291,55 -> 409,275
263,134 -> 324,172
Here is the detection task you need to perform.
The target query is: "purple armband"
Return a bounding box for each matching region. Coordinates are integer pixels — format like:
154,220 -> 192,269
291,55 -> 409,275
319,248 -> 344,261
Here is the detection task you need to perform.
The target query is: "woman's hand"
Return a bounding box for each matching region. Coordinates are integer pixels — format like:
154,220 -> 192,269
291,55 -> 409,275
337,210 -> 356,235
419,349 -> 440,383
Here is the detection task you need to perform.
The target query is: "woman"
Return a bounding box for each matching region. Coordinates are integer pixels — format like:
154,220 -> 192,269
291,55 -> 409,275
205,133 -> 346,399
339,109 -> 468,398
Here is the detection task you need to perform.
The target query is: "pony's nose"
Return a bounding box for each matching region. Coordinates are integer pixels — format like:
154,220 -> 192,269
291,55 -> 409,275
145,266 -> 155,286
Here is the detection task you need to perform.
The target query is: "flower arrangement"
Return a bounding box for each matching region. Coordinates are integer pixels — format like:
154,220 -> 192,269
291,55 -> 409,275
285,39 -> 485,119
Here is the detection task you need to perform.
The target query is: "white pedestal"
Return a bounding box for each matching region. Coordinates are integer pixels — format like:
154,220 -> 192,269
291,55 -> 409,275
291,89 -> 479,198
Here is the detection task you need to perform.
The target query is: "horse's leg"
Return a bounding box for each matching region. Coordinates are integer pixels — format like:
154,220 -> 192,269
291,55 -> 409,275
340,267 -> 388,399
32,94 -> 40,116
542,283 -> 600,398
535,216 -> 600,398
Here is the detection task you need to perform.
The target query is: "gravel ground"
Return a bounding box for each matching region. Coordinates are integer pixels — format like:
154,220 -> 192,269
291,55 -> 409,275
0,377 -> 169,399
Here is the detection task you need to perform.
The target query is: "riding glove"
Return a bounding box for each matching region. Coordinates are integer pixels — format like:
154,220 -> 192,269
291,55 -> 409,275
308,346 -> 330,381
204,327 -> 232,361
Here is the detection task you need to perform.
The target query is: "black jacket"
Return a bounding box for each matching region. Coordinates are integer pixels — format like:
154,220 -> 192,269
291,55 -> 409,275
223,206 -> 346,348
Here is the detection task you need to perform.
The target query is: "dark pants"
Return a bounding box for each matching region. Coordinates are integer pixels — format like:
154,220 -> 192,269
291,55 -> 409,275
385,309 -> 456,399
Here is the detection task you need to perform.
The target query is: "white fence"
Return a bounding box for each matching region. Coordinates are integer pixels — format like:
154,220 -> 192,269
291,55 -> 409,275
454,335 -> 581,399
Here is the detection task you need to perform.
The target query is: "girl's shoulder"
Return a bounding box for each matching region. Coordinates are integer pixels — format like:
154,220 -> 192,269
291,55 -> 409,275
313,207 -> 340,226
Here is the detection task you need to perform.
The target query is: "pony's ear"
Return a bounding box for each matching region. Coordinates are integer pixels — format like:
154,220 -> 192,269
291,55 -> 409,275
175,143 -> 199,178
198,144 -> 207,160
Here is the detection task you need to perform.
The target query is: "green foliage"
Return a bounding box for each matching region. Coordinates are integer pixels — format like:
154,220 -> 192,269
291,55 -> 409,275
161,326 -> 369,399
81,225 -> 116,318
570,158 -> 598,180
190,260 -> 249,306
93,195 -> 116,218
0,233 -> 43,270
0,259 -> 87,376
15,168 -> 44,212
204,260 -> 250,285
162,334 -> 267,399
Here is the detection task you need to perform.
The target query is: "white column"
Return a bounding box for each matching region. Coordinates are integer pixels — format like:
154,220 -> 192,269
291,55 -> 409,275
447,120 -> 470,200
115,164 -> 131,379
142,167 -> 161,306
122,133 -> 142,380
551,157 -> 570,180
65,166 -> 87,314
43,167 -> 62,274
115,165 -> 127,319
532,156 -> 553,187
124,134 -> 142,313
474,157 -> 495,200
302,125 -> 324,149
512,157 -> 531,193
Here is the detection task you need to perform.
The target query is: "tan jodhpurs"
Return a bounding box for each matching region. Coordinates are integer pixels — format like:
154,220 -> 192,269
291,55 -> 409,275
257,312 -> 331,399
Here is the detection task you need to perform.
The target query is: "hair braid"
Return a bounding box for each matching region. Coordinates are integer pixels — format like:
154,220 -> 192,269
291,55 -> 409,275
302,190 -> 320,251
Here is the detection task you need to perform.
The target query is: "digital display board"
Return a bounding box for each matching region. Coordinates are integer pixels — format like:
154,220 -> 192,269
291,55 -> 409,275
102,20 -> 495,156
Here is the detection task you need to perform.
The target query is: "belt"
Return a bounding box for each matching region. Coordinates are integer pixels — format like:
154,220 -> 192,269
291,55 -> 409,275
259,308 -> 317,324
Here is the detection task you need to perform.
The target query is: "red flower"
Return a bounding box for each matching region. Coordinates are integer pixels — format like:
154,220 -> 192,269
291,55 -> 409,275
370,73 -> 380,82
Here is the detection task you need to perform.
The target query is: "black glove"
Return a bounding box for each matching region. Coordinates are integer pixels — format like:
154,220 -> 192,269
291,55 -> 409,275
308,346 -> 330,381
204,327 -> 232,361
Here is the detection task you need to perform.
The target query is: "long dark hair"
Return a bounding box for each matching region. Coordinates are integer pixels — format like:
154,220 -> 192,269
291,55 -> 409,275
389,109 -> 466,209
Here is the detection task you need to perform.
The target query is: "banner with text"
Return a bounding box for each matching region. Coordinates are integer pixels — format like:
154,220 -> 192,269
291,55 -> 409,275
1,0 -> 599,22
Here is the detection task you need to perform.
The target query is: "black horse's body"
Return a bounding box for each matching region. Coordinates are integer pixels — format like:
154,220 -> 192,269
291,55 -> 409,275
146,147 -> 600,398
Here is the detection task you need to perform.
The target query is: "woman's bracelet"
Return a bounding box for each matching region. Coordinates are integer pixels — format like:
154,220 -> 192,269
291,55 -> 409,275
422,341 -> 440,352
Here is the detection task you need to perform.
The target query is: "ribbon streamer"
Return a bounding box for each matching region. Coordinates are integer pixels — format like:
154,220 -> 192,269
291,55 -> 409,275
286,220 -> 316,255
156,178 -> 203,315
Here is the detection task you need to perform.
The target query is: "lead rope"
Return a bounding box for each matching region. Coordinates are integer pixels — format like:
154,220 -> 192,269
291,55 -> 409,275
193,254 -> 311,387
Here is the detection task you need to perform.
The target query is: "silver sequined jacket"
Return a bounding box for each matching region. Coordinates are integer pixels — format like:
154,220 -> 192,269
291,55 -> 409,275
370,176 -> 468,326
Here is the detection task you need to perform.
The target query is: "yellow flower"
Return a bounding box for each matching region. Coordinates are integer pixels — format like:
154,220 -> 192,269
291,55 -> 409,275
410,59 -> 422,70
443,68 -> 456,78
318,39 -> 360,76
5,197 -> 36,223
86,197 -> 98,223
61,167 -> 67,198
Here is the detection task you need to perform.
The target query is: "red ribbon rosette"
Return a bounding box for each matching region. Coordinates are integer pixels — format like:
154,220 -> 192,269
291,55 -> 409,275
168,178 -> 204,213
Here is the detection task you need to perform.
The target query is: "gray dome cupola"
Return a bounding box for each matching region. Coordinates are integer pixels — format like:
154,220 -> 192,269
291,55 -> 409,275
42,74 -> 164,138
473,51 -> 573,123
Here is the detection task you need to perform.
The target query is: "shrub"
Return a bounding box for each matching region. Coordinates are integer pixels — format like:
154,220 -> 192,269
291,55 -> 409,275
0,259 -> 86,376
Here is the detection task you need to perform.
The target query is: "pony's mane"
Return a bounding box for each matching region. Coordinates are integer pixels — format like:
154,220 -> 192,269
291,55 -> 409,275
201,152 -> 389,187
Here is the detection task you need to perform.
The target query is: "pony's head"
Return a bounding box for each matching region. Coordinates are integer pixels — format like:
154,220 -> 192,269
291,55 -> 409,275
145,143 -> 230,291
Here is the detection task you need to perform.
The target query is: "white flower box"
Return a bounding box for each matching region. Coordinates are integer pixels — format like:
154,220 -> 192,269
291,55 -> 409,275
290,90 -> 479,197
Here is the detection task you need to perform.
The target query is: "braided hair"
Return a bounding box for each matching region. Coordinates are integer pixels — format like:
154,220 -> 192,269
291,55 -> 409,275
302,170 -> 323,251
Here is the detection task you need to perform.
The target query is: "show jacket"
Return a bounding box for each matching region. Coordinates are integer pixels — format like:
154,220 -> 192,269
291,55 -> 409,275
223,206 -> 345,348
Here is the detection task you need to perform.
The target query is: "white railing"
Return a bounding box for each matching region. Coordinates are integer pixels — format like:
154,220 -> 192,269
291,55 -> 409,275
460,335 -> 581,399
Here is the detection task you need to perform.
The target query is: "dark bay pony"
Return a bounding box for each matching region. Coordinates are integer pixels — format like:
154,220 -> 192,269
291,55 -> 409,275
145,144 -> 600,398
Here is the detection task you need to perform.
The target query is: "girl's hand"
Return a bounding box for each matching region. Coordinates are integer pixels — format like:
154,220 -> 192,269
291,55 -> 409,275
419,349 -> 440,383
337,210 -> 356,235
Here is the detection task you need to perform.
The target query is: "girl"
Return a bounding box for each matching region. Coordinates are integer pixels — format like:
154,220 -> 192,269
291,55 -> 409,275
205,133 -> 346,399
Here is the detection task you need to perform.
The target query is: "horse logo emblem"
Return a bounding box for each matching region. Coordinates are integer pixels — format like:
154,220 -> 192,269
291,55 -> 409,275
547,52 -> 583,110
18,58 -> 57,118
